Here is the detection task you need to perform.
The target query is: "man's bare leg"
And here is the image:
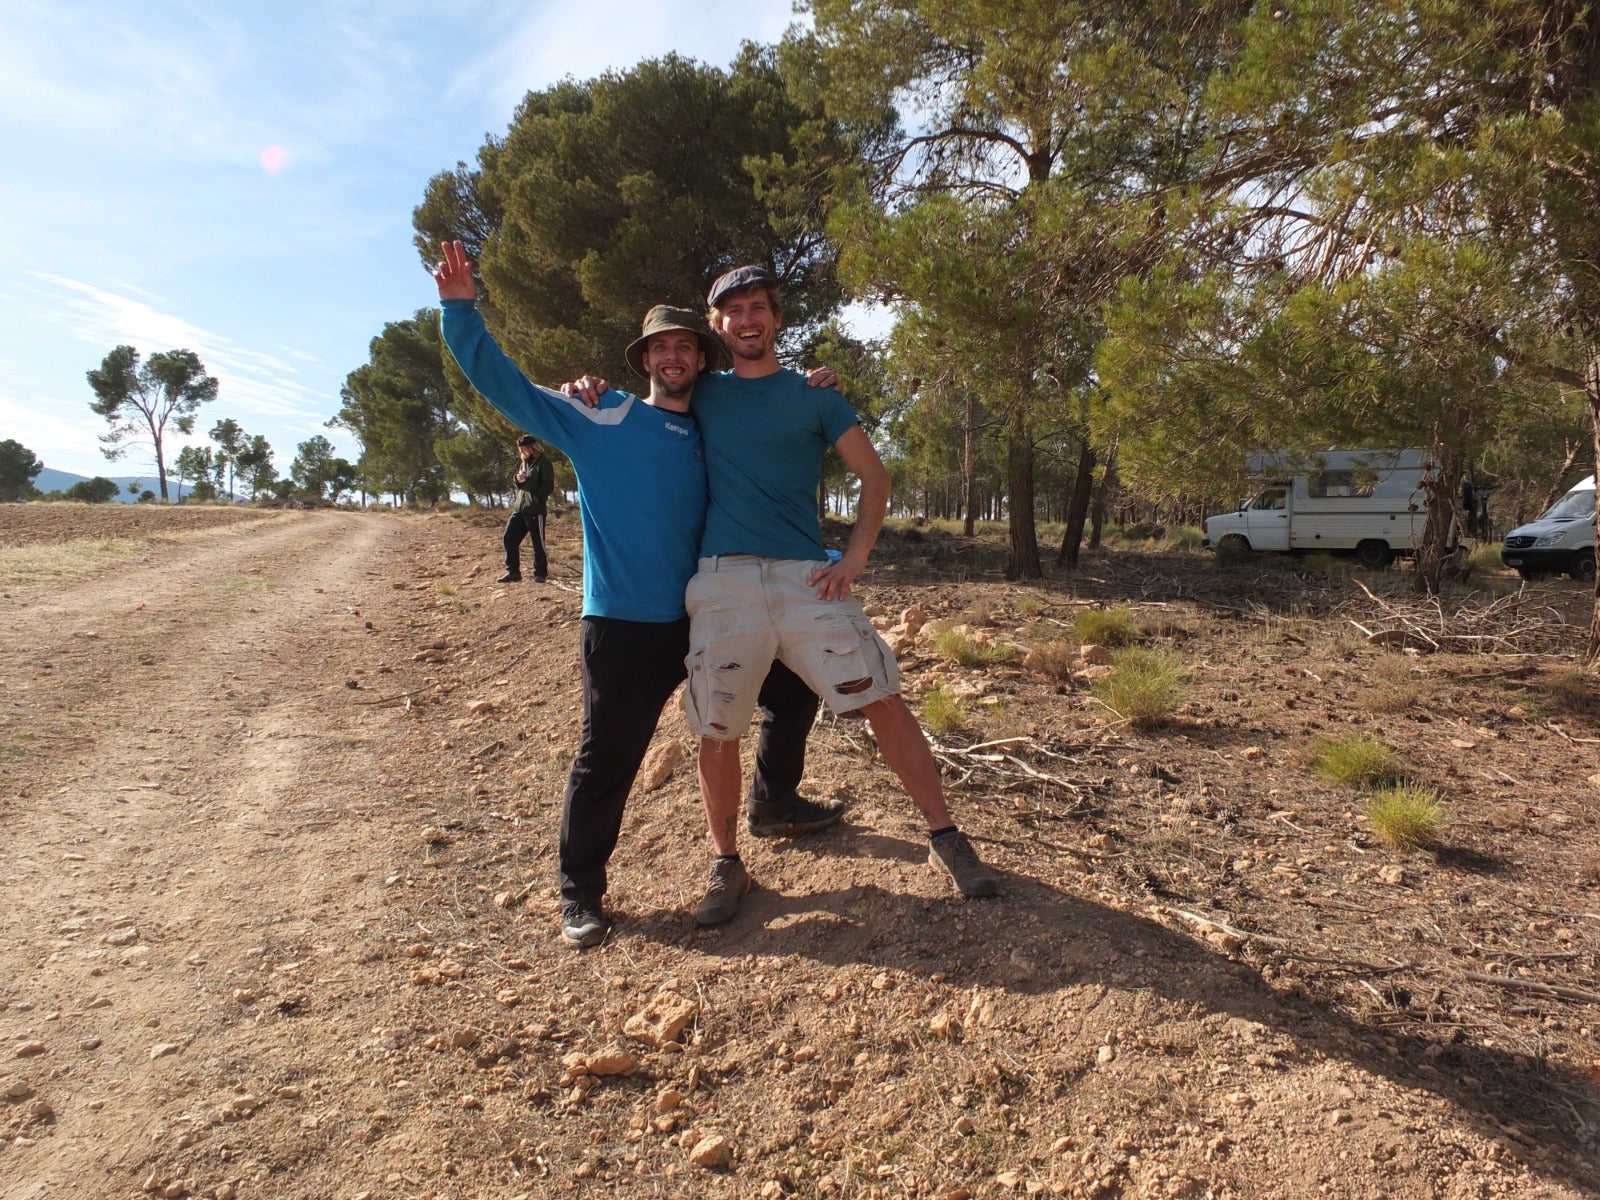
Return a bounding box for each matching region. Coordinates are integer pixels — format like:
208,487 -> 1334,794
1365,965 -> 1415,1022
857,695 -> 953,828
859,694 -> 998,897
695,735 -> 752,923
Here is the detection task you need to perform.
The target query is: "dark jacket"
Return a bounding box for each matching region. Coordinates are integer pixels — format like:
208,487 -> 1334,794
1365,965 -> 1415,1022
515,451 -> 555,516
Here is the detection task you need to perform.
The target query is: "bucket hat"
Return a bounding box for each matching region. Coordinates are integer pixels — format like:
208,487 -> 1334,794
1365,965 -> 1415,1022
624,305 -> 730,378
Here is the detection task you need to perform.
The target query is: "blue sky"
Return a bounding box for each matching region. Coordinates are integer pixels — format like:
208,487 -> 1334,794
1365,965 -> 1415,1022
1,0 -> 805,482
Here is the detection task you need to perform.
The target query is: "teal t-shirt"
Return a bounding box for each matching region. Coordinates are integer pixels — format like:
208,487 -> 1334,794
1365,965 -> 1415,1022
692,369 -> 860,559
440,300 -> 707,622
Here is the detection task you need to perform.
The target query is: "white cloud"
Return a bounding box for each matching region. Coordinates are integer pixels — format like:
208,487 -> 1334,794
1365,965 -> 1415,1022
30,272 -> 335,426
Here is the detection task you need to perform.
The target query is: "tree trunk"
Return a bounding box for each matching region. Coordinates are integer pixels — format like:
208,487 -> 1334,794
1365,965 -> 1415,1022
1056,440 -> 1097,567
1586,344 -> 1600,665
1005,410 -> 1041,579
963,392 -> 977,538
1413,441 -> 1468,596
1089,446 -> 1118,551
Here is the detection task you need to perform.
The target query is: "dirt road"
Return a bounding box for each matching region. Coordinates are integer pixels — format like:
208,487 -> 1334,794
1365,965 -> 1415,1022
2,506 -> 1596,1200
2,512 -> 425,1198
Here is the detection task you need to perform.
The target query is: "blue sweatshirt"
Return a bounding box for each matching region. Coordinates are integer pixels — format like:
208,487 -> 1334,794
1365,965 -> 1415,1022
440,300 -> 707,622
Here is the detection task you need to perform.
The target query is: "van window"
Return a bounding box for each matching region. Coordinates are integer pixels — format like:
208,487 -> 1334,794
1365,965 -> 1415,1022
1251,487 -> 1287,511
1308,470 -> 1374,498
1541,487 -> 1598,522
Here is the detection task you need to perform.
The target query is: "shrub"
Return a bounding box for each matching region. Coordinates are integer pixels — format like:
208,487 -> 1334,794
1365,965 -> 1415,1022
920,686 -> 968,736
1164,526 -> 1207,552
1092,647 -> 1188,730
1310,736 -> 1402,788
1072,606 -> 1138,648
1367,785 -> 1443,851
1023,639 -> 1078,681
933,629 -> 1017,668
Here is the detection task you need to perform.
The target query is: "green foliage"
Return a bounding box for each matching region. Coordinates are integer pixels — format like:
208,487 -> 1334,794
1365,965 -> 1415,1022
932,628 -> 1016,668
1071,606 -> 1137,648
0,439 -> 43,501
1310,736 -> 1402,788
86,345 -> 218,502
234,434 -> 277,500
919,686 -> 967,736
291,436 -> 357,502
173,444 -> 213,501
1367,785 -> 1444,852
209,418 -> 248,500
1091,648 -> 1188,730
413,49 -> 853,389
336,311 -> 454,504
63,476 -> 121,503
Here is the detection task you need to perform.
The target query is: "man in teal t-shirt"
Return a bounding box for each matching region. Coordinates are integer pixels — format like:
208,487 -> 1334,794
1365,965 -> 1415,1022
682,265 -> 1000,926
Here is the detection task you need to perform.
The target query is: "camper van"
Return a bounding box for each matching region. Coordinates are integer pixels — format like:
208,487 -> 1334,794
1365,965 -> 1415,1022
1500,475 -> 1597,582
1203,449 -> 1434,569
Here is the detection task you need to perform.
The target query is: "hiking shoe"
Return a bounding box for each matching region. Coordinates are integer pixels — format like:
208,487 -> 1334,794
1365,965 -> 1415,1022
497,570 -> 522,583
560,902 -> 609,948
929,830 -> 999,897
695,857 -> 750,926
746,796 -> 846,838
533,573 -> 548,583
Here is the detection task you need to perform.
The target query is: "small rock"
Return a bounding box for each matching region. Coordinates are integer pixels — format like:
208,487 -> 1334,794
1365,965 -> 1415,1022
5,1080 -> 33,1099
1330,1110 -> 1353,1126
637,740 -> 685,793
102,927 -> 139,946
624,994 -> 697,1046
1242,745 -> 1265,761
657,1089 -> 683,1113
1096,1045 -> 1115,1065
929,1012 -> 960,1040
586,1048 -> 635,1076
29,1099 -> 54,1121
689,1133 -> 734,1169
995,1171 -> 1024,1189
467,699 -> 495,716
1378,865 -> 1406,886
150,1043 -> 181,1060
14,1043 -> 45,1059
953,1115 -> 976,1136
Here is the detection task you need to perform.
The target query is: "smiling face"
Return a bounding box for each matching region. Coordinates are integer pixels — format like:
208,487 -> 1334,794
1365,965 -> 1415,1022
643,330 -> 704,403
710,284 -> 781,371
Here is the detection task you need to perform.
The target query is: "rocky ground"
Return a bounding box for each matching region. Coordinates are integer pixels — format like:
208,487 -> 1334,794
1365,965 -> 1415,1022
1,502 -> 1596,1200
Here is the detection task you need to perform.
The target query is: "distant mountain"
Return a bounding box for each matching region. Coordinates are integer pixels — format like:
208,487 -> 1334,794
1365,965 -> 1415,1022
33,467 -> 198,503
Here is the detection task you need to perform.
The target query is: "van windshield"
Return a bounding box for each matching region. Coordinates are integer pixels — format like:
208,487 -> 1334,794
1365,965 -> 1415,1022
1540,487 -> 1598,522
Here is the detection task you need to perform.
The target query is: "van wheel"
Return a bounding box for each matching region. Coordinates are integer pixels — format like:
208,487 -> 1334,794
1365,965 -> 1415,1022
1355,540 -> 1393,570
1569,548 -> 1596,582
1215,534 -> 1250,560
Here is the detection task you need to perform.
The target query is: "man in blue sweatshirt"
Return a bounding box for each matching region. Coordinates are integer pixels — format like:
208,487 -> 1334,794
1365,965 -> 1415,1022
432,240 -> 827,948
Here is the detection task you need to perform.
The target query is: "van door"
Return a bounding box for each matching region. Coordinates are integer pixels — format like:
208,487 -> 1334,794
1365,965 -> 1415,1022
1244,486 -> 1291,551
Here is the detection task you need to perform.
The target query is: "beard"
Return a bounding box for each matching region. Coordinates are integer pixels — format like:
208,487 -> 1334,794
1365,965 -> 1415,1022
650,365 -> 696,399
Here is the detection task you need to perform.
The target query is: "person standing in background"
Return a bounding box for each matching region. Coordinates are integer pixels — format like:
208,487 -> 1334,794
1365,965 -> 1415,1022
501,433 -> 553,583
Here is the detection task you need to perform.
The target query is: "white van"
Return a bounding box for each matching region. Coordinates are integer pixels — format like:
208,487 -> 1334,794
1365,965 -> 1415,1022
1203,449 -> 1433,569
1499,475 -> 1596,582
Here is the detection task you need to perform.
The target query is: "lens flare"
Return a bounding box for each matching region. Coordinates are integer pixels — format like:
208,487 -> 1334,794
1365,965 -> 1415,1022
259,145 -> 287,175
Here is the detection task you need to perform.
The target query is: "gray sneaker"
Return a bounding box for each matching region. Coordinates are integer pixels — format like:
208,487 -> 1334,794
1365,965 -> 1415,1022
695,857 -> 751,926
929,831 -> 999,897
746,796 -> 846,838
561,902 -> 609,948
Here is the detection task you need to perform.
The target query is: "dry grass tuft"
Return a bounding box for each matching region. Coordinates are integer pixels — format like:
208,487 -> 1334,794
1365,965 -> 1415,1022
1092,647 -> 1188,730
1310,735 -> 1403,788
1367,785 -> 1444,851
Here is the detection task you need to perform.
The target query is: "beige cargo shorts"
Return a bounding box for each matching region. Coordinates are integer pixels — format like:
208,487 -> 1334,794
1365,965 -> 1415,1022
684,555 -> 900,739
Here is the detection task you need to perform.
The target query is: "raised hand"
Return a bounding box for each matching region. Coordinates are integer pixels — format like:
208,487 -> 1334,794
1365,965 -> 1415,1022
433,240 -> 477,302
